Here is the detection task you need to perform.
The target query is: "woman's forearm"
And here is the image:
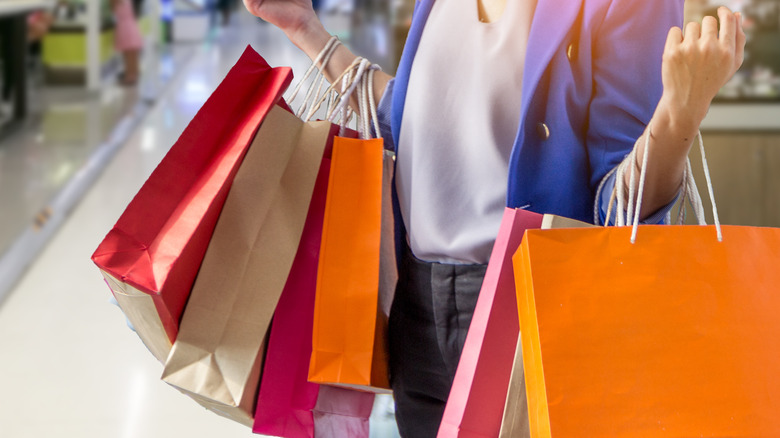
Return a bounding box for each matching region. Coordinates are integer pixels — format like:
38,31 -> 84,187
286,17 -> 393,110
626,6 -> 745,220
628,97 -> 700,220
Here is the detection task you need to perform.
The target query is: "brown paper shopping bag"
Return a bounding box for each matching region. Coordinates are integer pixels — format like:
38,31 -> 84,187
499,337 -> 530,438
161,105 -> 332,426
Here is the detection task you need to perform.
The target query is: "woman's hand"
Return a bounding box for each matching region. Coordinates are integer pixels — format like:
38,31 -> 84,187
624,7 -> 746,220
242,0 -> 393,117
243,0 -> 320,44
659,6 -> 746,126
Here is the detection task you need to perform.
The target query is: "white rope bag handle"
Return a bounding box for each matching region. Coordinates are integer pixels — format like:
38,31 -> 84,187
300,56 -> 382,138
286,36 -> 384,139
607,127 -> 722,243
286,36 -> 342,120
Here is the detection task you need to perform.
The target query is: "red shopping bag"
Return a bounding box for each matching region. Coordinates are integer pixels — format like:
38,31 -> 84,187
91,46 -> 292,362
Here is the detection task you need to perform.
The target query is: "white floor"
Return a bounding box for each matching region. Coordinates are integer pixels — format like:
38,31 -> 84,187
0,11 -> 397,438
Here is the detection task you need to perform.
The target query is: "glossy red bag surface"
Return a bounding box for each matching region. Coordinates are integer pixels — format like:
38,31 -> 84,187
91,46 -> 291,361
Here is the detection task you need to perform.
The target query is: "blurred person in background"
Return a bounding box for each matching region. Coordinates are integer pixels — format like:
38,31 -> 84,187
218,0 -> 237,25
132,0 -> 145,16
27,10 -> 55,44
113,0 -> 143,86
0,9 -> 54,120
243,0 -> 746,436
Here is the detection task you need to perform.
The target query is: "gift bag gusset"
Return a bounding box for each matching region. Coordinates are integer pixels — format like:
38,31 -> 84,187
312,385 -> 375,438
161,105 -> 331,426
91,46 -> 292,362
496,213 -> 593,438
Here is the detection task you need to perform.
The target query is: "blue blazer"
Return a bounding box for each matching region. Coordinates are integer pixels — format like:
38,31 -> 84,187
384,0 -> 684,225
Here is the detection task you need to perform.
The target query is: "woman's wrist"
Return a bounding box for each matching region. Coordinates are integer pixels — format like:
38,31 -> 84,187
285,14 -> 331,60
655,93 -> 704,146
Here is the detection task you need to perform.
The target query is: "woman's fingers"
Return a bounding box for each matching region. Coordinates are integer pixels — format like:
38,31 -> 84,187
717,6 -> 737,50
701,15 -> 719,41
684,21 -> 701,43
735,12 -> 746,70
666,26 -> 683,53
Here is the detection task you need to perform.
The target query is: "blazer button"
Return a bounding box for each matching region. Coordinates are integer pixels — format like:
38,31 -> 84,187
567,43 -> 576,61
537,122 -> 551,140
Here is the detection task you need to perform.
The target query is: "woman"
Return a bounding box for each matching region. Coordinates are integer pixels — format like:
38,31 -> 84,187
243,0 -> 745,436
113,0 -> 143,85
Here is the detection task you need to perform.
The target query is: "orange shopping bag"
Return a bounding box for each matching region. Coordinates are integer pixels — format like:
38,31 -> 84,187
309,63 -> 396,392
308,135 -> 395,393
511,134 -> 780,437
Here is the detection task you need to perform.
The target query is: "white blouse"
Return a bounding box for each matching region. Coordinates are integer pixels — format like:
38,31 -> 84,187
396,0 -> 537,264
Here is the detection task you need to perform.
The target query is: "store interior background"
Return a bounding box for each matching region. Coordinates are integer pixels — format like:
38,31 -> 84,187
0,0 -> 778,437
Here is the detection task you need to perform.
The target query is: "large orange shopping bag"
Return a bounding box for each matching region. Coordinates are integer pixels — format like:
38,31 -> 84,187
511,130 -> 780,437
308,135 -> 396,393
91,46 -> 291,362
513,225 -> 780,437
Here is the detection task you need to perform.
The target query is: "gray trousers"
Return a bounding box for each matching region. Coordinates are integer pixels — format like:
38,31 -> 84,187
389,244 -> 487,438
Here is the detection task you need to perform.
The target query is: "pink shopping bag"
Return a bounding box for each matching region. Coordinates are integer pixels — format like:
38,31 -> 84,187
437,207 -> 543,437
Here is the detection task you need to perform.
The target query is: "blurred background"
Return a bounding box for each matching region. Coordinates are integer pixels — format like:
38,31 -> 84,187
0,0 -> 777,437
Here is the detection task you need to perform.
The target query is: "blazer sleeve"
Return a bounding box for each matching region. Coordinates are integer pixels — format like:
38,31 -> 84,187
587,0 -> 684,225
376,78 -> 396,151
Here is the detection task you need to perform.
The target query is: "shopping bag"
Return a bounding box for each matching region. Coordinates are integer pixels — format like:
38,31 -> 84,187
250,153 -> 329,438
498,337 -> 530,438
438,208 -> 592,437
496,214 -> 593,438
161,104 -> 332,426
512,132 -> 780,437
91,46 -> 292,362
308,135 -> 397,392
250,123 -> 342,437
513,224 -> 780,437
312,385 -> 376,438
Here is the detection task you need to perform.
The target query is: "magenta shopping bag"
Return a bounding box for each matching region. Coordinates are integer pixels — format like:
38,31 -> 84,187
437,208 -> 543,437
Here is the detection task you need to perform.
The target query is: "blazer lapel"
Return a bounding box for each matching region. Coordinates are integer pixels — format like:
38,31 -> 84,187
391,0 -> 436,145
519,0 -> 585,121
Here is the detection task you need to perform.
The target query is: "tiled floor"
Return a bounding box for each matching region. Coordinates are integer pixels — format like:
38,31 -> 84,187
0,43 -> 194,258
0,10 -> 399,438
